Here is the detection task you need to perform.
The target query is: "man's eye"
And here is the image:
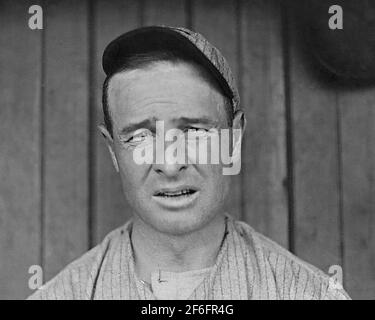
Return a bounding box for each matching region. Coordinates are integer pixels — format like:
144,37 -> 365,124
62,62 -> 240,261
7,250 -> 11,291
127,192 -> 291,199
130,133 -> 150,142
185,127 -> 209,133
123,131 -> 153,144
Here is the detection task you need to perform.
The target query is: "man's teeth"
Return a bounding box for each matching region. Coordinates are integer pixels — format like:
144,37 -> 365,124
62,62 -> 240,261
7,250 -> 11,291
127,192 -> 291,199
158,189 -> 195,197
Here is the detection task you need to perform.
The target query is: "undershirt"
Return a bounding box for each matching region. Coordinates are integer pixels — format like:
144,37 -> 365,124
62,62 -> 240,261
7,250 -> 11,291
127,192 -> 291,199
142,267 -> 213,300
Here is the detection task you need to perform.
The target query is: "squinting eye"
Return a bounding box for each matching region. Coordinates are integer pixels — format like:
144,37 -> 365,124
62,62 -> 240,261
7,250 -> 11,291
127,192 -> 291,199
185,127 -> 210,133
184,127 -> 212,141
120,130 -> 153,145
129,132 -> 152,142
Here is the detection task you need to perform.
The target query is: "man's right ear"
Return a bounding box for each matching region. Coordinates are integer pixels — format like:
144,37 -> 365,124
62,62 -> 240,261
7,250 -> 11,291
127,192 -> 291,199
97,124 -> 119,172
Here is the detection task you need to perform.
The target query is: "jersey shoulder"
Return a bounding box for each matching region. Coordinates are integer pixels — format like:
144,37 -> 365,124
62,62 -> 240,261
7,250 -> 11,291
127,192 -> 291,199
27,223 -> 129,300
233,219 -> 350,300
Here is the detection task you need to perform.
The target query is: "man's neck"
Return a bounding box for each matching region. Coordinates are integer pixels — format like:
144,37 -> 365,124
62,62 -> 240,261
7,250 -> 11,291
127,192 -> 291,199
131,214 -> 227,284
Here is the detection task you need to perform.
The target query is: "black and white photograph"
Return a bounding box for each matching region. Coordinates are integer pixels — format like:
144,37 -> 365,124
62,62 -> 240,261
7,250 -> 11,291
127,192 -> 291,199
0,0 -> 374,302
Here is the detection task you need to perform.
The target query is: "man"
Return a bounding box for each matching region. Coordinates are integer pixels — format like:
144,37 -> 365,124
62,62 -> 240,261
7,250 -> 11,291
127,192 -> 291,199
28,26 -> 350,300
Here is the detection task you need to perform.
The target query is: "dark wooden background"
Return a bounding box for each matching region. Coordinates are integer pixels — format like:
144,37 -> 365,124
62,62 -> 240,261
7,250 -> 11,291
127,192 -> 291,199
0,0 -> 374,299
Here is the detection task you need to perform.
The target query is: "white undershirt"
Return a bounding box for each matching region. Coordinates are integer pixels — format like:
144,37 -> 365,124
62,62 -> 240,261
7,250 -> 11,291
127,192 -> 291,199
145,267 -> 212,300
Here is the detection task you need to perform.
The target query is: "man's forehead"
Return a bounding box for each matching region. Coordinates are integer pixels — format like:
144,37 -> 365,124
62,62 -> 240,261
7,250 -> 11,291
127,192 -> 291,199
108,61 -> 214,95
107,61 -> 227,123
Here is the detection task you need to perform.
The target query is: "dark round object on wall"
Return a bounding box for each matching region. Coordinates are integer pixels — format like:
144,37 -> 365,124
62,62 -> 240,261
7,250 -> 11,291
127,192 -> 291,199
297,0 -> 375,81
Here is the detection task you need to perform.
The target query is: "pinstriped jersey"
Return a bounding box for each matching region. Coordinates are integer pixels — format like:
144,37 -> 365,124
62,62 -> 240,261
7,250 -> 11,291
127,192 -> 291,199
28,215 -> 350,300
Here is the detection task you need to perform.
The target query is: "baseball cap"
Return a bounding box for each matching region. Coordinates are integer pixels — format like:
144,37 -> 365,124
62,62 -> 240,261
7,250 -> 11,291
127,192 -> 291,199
102,26 -> 240,112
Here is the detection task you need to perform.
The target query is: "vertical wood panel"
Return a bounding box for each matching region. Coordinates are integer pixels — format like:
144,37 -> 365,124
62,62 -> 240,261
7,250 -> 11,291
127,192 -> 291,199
143,0 -> 187,26
93,0 -> 141,244
240,0 -> 288,247
1,0 -> 374,300
0,0 -> 42,299
288,13 -> 341,270
340,89 -> 375,299
191,0 -> 242,219
43,0 -> 89,280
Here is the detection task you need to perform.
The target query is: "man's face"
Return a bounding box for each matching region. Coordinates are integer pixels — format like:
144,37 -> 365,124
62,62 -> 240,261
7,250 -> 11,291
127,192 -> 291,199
107,61 -> 232,236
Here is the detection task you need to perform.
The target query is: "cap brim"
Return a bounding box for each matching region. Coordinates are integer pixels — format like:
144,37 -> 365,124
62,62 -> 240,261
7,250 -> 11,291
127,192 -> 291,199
102,26 -> 233,99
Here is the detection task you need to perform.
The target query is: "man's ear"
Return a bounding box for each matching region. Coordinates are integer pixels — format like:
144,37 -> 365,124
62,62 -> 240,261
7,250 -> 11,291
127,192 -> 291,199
98,124 -> 119,172
232,110 -> 246,133
231,110 -> 246,156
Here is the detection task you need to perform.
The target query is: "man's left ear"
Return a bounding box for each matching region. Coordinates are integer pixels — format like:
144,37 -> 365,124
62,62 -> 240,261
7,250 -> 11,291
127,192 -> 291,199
97,124 -> 119,173
232,110 -> 246,133
231,110 -> 246,160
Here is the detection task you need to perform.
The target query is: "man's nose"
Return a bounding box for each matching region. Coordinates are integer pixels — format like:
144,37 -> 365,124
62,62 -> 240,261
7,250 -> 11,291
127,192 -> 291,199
152,142 -> 188,177
152,128 -> 189,177
152,160 -> 187,177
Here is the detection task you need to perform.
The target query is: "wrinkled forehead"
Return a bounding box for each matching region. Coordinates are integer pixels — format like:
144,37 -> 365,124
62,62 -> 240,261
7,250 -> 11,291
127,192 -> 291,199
107,61 -> 228,126
109,59 -> 225,97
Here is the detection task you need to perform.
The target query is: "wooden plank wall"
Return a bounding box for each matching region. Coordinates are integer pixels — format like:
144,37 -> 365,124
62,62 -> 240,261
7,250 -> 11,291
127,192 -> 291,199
0,0 -> 42,299
0,0 -> 374,299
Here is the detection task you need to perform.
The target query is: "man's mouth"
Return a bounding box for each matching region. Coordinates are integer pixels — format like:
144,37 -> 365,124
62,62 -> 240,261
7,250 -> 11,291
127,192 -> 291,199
152,187 -> 199,209
154,188 -> 197,198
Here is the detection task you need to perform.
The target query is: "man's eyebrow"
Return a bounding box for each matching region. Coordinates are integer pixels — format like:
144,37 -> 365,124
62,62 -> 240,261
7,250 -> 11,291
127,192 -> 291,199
175,117 -> 220,126
119,117 -> 158,135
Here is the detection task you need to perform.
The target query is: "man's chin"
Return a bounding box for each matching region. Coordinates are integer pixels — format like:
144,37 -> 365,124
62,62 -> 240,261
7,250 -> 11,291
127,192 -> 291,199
142,209 -> 216,237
